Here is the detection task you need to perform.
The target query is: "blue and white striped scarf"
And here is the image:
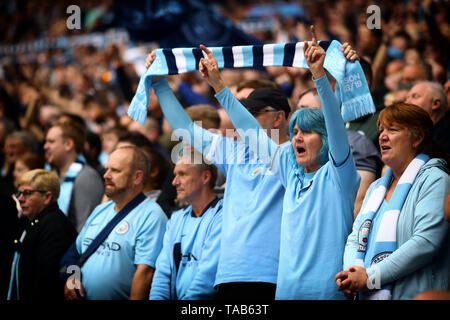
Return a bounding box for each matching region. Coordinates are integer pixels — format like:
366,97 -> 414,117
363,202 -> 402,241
355,153 -> 429,300
56,154 -> 86,216
128,40 -> 375,124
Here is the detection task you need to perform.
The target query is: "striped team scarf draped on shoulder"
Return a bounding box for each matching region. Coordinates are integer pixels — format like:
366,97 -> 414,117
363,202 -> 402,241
44,154 -> 86,216
127,40 -> 375,124
355,153 -> 430,300
58,160 -> 84,215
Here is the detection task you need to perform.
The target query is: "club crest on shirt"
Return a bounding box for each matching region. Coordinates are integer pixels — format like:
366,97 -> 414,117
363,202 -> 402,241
252,168 -> 262,176
116,221 -> 129,235
252,167 -> 268,176
250,166 -> 274,177
358,219 -> 372,252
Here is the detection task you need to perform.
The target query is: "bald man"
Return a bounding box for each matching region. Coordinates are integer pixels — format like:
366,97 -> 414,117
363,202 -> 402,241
63,147 -> 167,300
406,81 -> 450,155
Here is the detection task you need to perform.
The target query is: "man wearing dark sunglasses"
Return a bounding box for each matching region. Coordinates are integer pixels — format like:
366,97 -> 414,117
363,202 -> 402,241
239,87 -> 291,144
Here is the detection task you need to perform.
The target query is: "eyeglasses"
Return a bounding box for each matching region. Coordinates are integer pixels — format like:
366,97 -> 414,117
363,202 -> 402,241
15,189 -> 46,198
247,107 -> 279,116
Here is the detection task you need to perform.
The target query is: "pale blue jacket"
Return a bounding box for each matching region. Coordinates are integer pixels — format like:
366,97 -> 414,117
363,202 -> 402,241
344,159 -> 450,299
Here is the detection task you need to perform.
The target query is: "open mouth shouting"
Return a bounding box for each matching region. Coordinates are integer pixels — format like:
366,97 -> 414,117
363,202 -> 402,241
296,146 -> 306,156
294,143 -> 309,158
380,144 -> 391,153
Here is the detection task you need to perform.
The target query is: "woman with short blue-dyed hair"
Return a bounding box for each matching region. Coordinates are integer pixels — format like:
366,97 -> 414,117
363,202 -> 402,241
288,108 -> 329,171
199,26 -> 361,299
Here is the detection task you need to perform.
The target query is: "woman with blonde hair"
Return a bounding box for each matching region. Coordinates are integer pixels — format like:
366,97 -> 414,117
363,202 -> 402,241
8,169 -> 77,300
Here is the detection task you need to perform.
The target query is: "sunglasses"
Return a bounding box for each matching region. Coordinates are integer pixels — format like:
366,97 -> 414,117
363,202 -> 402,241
247,107 -> 279,116
15,189 -> 46,198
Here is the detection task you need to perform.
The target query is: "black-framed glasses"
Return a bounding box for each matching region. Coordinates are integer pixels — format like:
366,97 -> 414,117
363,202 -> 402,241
15,189 -> 46,198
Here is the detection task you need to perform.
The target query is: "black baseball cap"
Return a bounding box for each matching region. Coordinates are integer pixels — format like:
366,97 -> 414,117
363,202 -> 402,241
239,87 -> 291,117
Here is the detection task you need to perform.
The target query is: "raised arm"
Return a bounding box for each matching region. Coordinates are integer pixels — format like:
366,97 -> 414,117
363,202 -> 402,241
304,26 -> 351,166
146,50 -> 216,156
198,45 -> 278,166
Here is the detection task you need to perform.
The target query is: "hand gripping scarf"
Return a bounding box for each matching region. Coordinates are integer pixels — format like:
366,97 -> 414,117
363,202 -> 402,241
355,153 -> 430,299
127,40 -> 375,124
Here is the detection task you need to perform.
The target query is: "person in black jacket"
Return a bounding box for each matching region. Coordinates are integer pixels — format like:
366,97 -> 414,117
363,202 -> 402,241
8,169 -> 77,300
0,178 -> 25,300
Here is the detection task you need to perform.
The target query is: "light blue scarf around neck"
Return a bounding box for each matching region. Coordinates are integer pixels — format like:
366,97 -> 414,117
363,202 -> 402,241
127,40 -> 375,125
45,154 -> 86,216
355,153 -> 430,300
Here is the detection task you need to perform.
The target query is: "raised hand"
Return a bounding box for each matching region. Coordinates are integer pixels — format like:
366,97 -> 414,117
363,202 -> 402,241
341,42 -> 360,62
145,50 -> 156,69
303,25 -> 326,79
145,50 -> 164,83
199,44 -> 226,93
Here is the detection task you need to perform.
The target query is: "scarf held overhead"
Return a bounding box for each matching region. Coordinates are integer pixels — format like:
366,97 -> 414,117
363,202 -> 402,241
128,40 -> 375,124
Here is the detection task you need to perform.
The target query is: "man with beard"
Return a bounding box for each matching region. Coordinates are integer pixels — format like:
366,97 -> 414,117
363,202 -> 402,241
62,146 -> 167,300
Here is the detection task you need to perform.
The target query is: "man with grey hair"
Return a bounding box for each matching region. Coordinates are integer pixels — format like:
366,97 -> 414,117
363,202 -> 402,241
62,146 -> 167,300
406,81 -> 450,155
150,150 -> 223,300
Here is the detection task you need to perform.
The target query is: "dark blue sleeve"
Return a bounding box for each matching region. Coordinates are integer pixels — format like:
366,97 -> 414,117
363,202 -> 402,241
178,81 -> 218,109
59,242 -> 80,282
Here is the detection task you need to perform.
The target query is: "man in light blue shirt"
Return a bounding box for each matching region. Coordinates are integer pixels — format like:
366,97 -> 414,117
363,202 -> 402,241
63,146 -> 167,300
146,50 -> 289,299
150,151 -> 222,300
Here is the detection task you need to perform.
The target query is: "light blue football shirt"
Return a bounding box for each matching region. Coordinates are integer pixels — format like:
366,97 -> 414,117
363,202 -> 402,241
153,80 -> 285,286
274,145 -> 358,299
76,197 -> 167,300
207,134 -> 287,285
150,198 -> 223,300
214,75 -> 360,299
176,214 -> 204,298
